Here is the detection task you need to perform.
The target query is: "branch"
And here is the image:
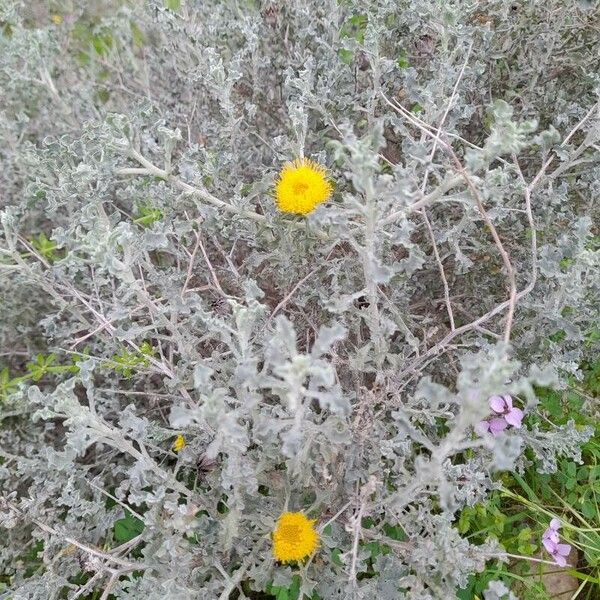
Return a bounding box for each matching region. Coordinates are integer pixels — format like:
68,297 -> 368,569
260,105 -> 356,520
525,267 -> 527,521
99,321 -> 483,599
382,89 -> 518,342
417,43 -> 473,332
379,174 -> 464,226
2,499 -> 144,571
116,149 -> 328,239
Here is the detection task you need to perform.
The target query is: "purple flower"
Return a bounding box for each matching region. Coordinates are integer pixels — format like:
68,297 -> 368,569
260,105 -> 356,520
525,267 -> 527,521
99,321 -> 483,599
542,519 -> 571,567
545,541 -> 572,567
542,518 -> 561,544
475,417 -> 507,437
476,394 -> 524,436
489,394 -> 524,428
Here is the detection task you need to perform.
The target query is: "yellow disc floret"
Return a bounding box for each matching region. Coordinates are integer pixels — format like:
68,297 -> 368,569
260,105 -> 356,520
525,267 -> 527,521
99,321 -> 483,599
272,511 -> 319,563
172,434 -> 185,452
274,158 -> 332,215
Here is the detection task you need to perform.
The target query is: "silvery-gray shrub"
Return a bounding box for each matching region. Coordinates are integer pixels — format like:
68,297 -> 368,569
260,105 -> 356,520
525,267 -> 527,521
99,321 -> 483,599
0,0 -> 598,598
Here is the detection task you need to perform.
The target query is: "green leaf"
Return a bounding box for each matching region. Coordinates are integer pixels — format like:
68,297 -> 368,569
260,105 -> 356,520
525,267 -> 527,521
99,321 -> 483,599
165,0 -> 181,10
113,512 -> 144,543
276,589 -> 288,600
288,575 -> 300,600
397,52 -> 409,69
92,33 -> 113,56
0,367 -> 21,401
338,48 -> 353,65
96,89 -> 110,104
383,522 -> 406,541
130,21 -> 145,47
30,232 -> 61,262
539,389 -> 562,418
134,205 -> 163,227
77,51 -> 91,66
331,547 -> 343,566
457,507 -> 473,534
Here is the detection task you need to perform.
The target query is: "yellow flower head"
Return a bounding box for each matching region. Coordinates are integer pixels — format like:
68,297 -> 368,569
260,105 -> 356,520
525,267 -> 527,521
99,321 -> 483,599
272,511 -> 319,563
172,434 -> 185,453
274,158 -> 332,215
51,14 -> 63,25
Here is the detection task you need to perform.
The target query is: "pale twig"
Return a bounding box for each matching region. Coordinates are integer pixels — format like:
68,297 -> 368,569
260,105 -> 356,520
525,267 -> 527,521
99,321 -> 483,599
446,144 -> 518,343
70,571 -> 106,599
348,493 -> 367,586
453,305 -> 501,339
124,149 -> 243,215
86,479 -> 145,523
265,243 -> 338,326
318,501 -> 353,533
211,235 -> 241,280
529,101 -> 599,190
69,305 -> 144,349
382,91 -> 472,154
197,235 -> 228,297
490,552 -> 564,567
378,96 -> 595,380
512,156 -> 539,294
421,210 -> 455,330
88,419 -> 199,500
383,98 -> 595,382
267,269 -> 318,323
181,231 -> 202,297
117,149 -> 331,239
113,167 -> 150,176
99,570 -> 121,600
10,227 -> 191,384
397,283 -> 534,381
380,174 -> 465,226
348,477 -> 378,586
418,44 -> 472,331
382,90 -> 518,342
215,550 -> 262,600
380,90 -> 511,163
425,42 -> 473,161
2,500 -> 143,570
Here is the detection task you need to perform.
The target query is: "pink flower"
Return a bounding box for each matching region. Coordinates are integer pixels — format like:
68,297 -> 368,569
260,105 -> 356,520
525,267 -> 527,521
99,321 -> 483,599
542,519 -> 571,567
476,394 -> 524,436
475,417 -> 507,437
489,395 -> 524,428
542,518 -> 561,545
545,541 -> 572,567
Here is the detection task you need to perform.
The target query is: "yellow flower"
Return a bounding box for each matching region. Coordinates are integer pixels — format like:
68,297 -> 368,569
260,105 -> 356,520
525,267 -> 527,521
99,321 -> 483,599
274,158 -> 332,215
272,511 -> 319,563
172,434 -> 185,452
50,14 -> 63,25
